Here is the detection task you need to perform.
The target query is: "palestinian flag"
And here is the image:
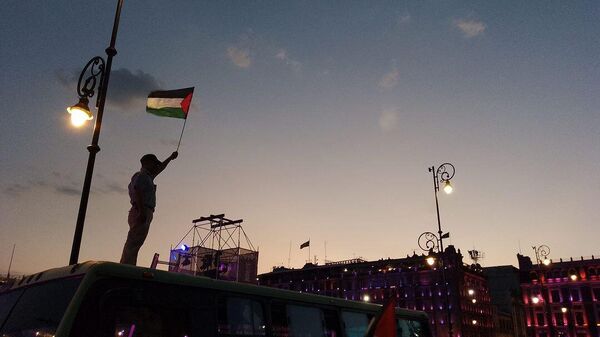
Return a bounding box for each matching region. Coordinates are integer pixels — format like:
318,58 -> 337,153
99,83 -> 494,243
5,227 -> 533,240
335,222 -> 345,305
300,240 -> 310,249
146,87 -> 194,119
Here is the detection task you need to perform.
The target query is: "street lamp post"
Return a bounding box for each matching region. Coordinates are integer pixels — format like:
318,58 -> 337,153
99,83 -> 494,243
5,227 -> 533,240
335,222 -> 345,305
532,245 -> 555,337
429,163 -> 455,252
420,162 -> 455,337
67,0 -> 125,266
419,231 -> 453,337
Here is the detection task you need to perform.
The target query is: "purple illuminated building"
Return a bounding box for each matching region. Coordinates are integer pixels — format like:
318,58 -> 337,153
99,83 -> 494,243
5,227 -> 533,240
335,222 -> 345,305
519,254 -> 600,337
258,245 -> 497,337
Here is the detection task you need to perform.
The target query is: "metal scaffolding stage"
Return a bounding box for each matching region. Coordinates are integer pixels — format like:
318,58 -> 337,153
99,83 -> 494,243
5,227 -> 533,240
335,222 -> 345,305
168,213 -> 258,283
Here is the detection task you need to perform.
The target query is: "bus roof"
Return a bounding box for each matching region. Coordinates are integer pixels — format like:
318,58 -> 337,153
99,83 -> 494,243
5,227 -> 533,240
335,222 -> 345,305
5,261 -> 427,319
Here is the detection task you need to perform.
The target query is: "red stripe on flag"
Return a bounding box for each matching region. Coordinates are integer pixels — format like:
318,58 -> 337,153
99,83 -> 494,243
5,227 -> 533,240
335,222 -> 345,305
180,92 -> 193,115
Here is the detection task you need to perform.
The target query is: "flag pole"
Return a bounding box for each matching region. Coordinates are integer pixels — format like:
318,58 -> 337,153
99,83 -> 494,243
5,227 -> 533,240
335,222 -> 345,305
7,244 -> 15,279
176,117 -> 188,152
288,241 -> 292,268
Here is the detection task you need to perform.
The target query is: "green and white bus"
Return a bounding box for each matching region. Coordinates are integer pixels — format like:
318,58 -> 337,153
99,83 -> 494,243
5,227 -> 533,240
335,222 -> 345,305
0,262 -> 431,337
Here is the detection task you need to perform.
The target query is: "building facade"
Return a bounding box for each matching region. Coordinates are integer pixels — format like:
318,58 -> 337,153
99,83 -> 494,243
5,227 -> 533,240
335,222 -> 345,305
518,254 -> 600,337
258,246 -> 495,337
484,265 -> 528,337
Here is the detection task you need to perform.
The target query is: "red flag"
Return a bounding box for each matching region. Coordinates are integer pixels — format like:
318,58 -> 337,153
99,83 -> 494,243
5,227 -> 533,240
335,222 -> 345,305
366,298 -> 397,337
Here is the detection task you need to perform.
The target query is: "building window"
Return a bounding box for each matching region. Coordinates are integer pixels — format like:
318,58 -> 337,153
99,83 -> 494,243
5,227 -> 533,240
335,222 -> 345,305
571,289 -> 581,302
551,289 -> 561,303
574,311 -> 585,326
536,312 -> 546,326
553,312 -> 564,326
592,288 -> 600,301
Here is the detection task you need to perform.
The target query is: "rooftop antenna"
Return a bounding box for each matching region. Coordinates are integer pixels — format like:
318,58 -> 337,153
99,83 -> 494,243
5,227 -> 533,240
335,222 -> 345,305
468,248 -> 485,265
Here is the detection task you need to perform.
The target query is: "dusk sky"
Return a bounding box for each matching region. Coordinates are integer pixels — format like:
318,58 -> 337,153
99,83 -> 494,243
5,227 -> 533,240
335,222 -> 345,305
1,1 -> 599,275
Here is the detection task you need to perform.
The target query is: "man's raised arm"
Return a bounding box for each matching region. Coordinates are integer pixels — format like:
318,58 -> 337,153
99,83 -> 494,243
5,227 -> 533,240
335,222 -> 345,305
153,151 -> 178,177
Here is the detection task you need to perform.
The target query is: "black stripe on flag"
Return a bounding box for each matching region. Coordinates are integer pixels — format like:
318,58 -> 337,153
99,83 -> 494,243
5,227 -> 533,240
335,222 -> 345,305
300,240 -> 310,249
148,87 -> 195,99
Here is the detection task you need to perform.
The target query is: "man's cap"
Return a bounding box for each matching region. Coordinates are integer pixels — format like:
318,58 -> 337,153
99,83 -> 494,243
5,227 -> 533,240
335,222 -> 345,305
140,154 -> 160,165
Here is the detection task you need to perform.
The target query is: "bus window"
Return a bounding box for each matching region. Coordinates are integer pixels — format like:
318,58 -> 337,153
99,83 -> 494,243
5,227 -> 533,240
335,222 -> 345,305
0,277 -> 81,337
217,296 -> 265,337
341,311 -> 370,337
0,290 -> 24,328
321,309 -> 340,337
271,303 -> 339,337
287,305 -> 323,337
396,318 -> 426,337
70,279 -> 216,337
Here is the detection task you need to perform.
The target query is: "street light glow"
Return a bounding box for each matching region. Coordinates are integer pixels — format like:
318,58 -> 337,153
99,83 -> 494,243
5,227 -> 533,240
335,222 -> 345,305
363,294 -> 370,302
426,256 -> 436,266
472,320 -> 477,325
443,180 -> 453,194
542,258 -> 551,266
67,102 -> 93,127
570,274 -> 578,281
531,296 -> 540,304
468,289 -> 475,296
561,307 -> 568,313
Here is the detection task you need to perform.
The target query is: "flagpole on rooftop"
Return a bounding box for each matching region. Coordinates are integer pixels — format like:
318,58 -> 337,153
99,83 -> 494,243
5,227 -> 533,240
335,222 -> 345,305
288,241 -> 291,268
7,244 -> 15,279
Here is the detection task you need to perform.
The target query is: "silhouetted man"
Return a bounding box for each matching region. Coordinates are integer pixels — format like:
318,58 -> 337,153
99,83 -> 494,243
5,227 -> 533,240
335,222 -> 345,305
120,151 -> 178,265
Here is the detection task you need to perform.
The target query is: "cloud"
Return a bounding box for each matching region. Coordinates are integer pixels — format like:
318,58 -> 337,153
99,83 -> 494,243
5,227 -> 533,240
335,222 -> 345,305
379,108 -> 399,132
398,13 -> 411,25
107,69 -> 161,110
454,19 -> 486,38
274,49 -> 301,73
378,67 -> 399,89
2,172 -> 126,198
3,183 -> 29,197
57,68 -> 161,111
98,182 -> 127,194
55,185 -> 81,196
227,46 -> 252,68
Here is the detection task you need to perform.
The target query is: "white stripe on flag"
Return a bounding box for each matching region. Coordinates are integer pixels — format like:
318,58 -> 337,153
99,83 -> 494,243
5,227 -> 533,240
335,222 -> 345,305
147,97 -> 184,109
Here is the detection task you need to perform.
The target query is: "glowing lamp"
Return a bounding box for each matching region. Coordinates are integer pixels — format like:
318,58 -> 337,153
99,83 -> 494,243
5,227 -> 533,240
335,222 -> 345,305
426,256 -> 436,266
472,299 -> 477,304
363,294 -> 370,302
531,296 -> 540,304
561,307 -> 568,313
468,289 -> 475,296
542,258 -> 551,266
570,274 -> 578,281
443,180 -> 453,194
67,97 -> 93,127
472,320 -> 477,325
